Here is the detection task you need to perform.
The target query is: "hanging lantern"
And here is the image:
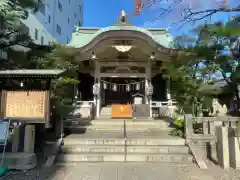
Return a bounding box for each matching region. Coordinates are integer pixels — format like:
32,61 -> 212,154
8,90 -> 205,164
93,84 -> 100,96
103,82 -> 107,90
113,84 -> 117,91
136,83 -> 140,90
147,83 -> 153,96
20,81 -> 24,87
126,84 -> 130,92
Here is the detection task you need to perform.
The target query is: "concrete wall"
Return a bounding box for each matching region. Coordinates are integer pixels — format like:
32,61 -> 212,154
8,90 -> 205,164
22,0 -> 83,45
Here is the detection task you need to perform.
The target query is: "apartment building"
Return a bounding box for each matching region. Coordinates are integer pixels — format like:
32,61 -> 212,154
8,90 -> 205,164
22,0 -> 83,45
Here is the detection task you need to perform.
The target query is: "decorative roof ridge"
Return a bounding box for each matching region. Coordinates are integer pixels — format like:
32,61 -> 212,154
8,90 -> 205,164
147,28 -> 168,32
75,27 -> 100,30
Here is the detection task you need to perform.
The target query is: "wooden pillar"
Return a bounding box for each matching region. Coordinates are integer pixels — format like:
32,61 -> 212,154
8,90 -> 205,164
94,60 -> 101,118
146,59 -> 152,119
145,79 -> 149,104
166,75 -> 171,100
24,125 -> 35,153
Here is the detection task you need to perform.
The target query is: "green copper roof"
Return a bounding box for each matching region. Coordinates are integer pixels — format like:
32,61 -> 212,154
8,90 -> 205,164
69,25 -> 174,49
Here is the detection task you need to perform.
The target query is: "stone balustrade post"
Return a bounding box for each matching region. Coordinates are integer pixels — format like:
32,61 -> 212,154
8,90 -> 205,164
55,117 -> 63,139
11,125 -> 20,152
24,125 -> 35,153
216,126 -> 229,169
184,114 -> 193,142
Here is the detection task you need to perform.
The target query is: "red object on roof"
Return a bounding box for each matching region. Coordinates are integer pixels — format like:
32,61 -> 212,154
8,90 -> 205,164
135,0 -> 142,14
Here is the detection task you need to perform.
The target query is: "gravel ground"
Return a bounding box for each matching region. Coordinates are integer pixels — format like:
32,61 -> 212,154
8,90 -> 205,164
1,162 -> 240,180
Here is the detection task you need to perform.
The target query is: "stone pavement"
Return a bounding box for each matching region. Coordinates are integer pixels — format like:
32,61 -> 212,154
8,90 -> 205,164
2,162 -> 240,180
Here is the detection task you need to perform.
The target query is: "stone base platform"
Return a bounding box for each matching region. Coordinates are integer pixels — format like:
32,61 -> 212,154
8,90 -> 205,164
0,153 -> 37,170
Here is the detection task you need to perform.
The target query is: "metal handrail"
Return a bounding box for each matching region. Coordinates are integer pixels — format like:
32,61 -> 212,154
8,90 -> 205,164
151,100 -> 177,108
124,120 -> 127,162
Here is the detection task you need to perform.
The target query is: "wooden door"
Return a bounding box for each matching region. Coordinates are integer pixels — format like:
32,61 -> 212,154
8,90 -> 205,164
112,104 -> 132,118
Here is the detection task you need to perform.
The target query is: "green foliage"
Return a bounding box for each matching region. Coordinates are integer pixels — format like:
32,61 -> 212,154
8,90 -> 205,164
39,45 -> 80,118
169,117 -> 184,137
0,0 -> 38,64
163,16 -> 240,115
0,0 -> 37,27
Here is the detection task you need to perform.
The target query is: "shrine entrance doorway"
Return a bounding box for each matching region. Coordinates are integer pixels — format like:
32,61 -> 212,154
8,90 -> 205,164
101,77 -> 145,119
102,77 -> 144,106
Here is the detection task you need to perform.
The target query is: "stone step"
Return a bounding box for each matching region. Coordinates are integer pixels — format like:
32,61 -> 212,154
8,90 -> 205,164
91,120 -> 169,126
126,153 -> 193,162
56,153 -> 193,162
126,139 -> 185,146
60,145 -> 188,154
100,112 -> 111,114
66,126 -> 171,133
63,138 -> 185,146
67,127 -> 155,133
127,145 -> 189,154
60,145 -> 125,153
64,139 -> 125,145
57,153 -> 124,162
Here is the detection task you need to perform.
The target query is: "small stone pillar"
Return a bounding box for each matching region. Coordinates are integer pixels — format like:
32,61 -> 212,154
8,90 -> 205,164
55,118 -> 63,139
184,114 -> 193,142
216,127 -> 229,169
11,125 -> 20,152
24,125 -> 35,153
229,135 -> 240,169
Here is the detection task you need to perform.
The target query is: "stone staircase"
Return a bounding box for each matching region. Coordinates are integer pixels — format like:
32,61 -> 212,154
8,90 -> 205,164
57,120 -> 194,164
66,119 -> 172,133
98,106 -> 112,119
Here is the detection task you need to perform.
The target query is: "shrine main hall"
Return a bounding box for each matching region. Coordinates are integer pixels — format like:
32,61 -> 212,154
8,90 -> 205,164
69,11 -> 177,119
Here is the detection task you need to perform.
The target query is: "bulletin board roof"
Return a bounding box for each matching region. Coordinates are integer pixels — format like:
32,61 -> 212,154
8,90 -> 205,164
0,69 -> 65,78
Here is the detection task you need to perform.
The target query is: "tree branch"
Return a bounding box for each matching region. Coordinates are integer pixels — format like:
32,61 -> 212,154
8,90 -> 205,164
152,0 -> 240,27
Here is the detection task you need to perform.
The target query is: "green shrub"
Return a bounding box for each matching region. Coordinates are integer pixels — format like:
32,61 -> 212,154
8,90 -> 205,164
169,117 -> 185,137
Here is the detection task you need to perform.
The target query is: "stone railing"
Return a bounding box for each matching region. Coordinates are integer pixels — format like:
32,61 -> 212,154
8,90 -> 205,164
184,114 -> 240,169
68,101 -> 95,121
185,114 -> 240,142
152,100 -> 177,118
151,100 -> 177,108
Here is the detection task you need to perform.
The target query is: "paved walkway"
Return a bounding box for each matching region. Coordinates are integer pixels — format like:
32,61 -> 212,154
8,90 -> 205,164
2,163 -> 240,180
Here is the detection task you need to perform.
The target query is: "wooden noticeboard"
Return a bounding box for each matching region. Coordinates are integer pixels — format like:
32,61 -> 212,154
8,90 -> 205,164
111,104 -> 132,118
1,91 -> 50,123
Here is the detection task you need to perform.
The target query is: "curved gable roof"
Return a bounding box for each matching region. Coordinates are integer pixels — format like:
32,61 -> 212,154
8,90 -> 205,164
69,25 -> 174,49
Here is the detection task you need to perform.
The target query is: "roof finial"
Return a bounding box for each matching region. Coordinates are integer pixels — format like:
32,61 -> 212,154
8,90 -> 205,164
121,10 -> 126,17
120,10 -> 126,23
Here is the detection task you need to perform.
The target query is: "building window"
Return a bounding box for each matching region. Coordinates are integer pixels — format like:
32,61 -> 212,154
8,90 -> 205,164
34,28 -> 38,40
68,0 -> 70,4
48,15 -> 51,23
78,21 -> 81,26
68,17 -> 70,24
41,36 -> 44,45
38,0 -> 45,15
56,24 -> 61,35
74,13 -> 76,18
58,0 -> 62,12
79,5 -> 82,13
48,41 -> 51,45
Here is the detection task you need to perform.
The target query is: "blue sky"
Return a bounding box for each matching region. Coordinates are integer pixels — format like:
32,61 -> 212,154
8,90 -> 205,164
83,0 -> 239,37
